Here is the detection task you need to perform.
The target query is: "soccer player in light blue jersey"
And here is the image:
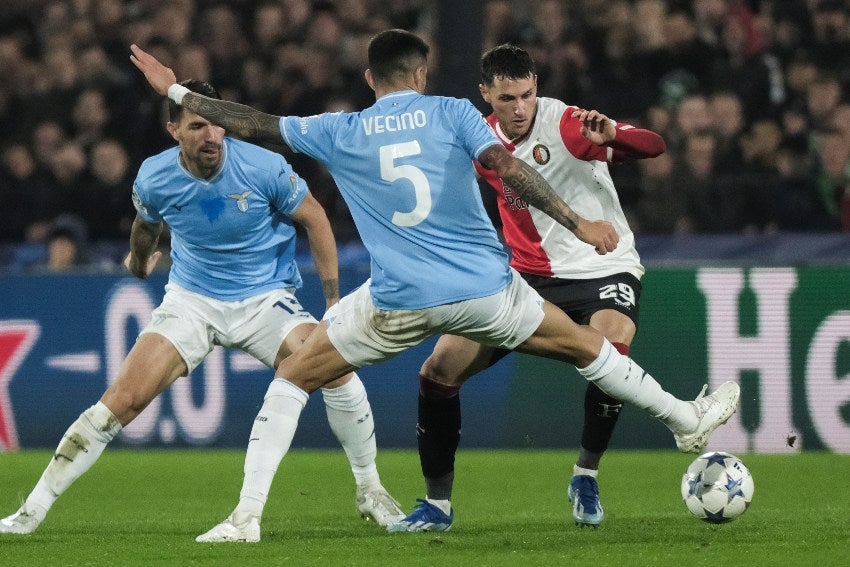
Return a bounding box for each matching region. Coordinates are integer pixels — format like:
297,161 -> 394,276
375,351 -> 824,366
0,80 -> 403,541
130,29 -> 740,535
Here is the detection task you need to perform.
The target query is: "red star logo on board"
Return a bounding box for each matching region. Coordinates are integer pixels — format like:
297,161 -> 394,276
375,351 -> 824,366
0,321 -> 40,451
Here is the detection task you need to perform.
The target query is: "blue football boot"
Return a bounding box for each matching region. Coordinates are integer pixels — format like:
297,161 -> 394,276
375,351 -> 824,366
568,475 -> 604,527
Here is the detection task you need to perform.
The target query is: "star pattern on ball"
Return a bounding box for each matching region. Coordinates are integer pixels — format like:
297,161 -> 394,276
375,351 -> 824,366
686,475 -> 700,496
704,452 -> 730,467
704,509 -> 730,523
724,473 -> 745,503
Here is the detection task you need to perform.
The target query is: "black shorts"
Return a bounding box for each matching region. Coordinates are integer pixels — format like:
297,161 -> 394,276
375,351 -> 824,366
487,272 -> 642,366
520,272 -> 642,328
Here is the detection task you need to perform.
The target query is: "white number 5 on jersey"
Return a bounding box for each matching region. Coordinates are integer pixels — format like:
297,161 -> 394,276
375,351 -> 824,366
380,141 -> 431,227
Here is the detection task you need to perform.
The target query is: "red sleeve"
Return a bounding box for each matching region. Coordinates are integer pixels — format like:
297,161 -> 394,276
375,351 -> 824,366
559,109 -> 608,161
560,107 -> 666,164
605,124 -> 666,161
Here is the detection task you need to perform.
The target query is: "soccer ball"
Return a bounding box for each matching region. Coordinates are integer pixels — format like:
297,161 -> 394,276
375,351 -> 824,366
681,451 -> 754,523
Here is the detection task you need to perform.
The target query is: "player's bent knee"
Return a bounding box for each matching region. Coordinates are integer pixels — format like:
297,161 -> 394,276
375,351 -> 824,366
419,355 -> 455,385
419,374 -> 461,398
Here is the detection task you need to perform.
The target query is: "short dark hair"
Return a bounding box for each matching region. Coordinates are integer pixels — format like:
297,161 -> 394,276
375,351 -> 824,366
480,44 -> 536,86
168,79 -> 221,122
367,29 -> 429,84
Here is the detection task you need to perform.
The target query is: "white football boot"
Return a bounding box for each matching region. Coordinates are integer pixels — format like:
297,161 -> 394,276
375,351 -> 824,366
0,505 -> 45,535
195,513 -> 260,543
356,485 -> 405,526
673,381 -> 741,453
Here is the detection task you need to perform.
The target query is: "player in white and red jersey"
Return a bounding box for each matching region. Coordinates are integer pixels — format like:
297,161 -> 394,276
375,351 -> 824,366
403,44 -> 666,530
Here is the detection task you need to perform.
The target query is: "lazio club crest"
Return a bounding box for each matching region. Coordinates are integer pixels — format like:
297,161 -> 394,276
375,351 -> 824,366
532,143 -> 550,165
228,190 -> 253,212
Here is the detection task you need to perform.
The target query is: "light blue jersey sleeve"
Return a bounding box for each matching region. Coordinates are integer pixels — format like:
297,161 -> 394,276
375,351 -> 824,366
267,153 -> 309,216
131,153 -> 173,223
449,97 -> 503,161
279,114 -> 342,163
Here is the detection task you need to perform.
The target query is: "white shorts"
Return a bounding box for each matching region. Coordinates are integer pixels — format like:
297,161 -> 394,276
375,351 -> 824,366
324,269 -> 545,368
140,283 -> 316,373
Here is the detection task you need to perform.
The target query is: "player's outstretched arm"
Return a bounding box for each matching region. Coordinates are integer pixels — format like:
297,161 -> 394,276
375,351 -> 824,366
478,144 -> 619,255
124,214 -> 162,279
291,192 -> 340,310
572,108 -> 665,159
130,44 -> 283,146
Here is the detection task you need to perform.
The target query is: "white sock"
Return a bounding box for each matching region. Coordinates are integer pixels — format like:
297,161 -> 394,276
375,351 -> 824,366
26,402 -> 122,517
425,498 -> 452,515
322,373 -> 380,489
573,465 -> 598,478
234,378 -> 309,522
577,339 -> 697,432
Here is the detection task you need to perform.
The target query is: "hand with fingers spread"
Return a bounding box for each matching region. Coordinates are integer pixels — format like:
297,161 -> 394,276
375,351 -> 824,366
572,108 -> 617,146
130,44 -> 176,96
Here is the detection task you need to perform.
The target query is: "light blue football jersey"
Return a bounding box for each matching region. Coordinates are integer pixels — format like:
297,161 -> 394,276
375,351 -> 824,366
280,90 -> 510,309
131,138 -> 307,301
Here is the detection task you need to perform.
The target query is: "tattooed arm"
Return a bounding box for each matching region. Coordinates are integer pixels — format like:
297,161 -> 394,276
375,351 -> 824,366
478,144 -> 619,254
124,214 -> 163,279
180,95 -> 283,146
130,44 -> 283,145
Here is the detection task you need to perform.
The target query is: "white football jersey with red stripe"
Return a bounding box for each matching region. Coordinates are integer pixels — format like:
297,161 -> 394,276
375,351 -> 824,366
475,97 -> 643,280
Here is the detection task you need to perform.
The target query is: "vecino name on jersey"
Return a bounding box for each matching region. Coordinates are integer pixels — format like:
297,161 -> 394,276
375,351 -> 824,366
361,110 -> 427,135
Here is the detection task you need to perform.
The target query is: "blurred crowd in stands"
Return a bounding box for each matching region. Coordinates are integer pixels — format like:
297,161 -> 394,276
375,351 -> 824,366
0,0 -> 849,273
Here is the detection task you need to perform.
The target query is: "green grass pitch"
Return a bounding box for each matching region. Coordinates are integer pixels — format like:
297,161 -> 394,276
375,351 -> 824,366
1,449 -> 848,566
